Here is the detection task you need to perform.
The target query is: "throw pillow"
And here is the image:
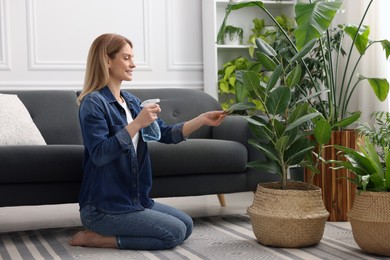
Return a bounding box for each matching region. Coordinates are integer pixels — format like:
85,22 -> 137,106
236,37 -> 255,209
0,93 -> 46,145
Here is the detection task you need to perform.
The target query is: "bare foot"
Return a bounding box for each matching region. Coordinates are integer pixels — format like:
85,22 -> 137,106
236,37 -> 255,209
69,230 -> 117,248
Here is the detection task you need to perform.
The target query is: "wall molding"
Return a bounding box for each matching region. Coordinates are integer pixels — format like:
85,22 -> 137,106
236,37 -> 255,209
136,0 -> 152,71
26,0 -> 152,71
166,0 -> 202,71
0,80 -> 204,90
0,0 -> 11,71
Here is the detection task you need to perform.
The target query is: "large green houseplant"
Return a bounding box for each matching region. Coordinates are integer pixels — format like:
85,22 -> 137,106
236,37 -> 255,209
217,0 -> 390,130
217,0 -> 390,221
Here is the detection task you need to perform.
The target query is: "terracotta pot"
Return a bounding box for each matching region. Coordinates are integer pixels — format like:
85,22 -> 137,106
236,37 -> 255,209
247,181 -> 329,247
348,191 -> 390,257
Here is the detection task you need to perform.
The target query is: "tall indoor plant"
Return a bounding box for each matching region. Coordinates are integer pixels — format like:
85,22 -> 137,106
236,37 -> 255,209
217,0 -> 390,221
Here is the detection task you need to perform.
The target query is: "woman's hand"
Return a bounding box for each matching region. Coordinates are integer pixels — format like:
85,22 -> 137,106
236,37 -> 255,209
126,103 -> 161,137
200,111 -> 227,126
182,110 -> 227,137
135,103 -> 161,128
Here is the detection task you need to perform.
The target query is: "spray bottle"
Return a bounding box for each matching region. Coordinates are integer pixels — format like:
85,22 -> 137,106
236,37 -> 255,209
140,98 -> 161,142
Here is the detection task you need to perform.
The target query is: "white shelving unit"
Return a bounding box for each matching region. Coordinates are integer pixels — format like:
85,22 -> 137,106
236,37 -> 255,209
202,0 -> 296,99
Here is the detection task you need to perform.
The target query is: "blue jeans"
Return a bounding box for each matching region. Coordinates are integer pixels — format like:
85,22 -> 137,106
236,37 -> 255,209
80,202 -> 193,250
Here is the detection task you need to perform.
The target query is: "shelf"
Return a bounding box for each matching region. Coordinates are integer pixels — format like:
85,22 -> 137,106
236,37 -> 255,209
217,44 -> 251,49
202,0 -> 296,99
216,0 -> 296,6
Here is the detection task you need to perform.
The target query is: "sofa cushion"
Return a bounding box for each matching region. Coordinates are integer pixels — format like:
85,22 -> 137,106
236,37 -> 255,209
149,139 -> 247,177
0,145 -> 84,183
0,90 -> 83,145
0,94 -> 46,145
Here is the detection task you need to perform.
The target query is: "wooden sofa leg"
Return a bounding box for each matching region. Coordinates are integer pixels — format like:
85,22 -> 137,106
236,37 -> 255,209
217,194 -> 226,207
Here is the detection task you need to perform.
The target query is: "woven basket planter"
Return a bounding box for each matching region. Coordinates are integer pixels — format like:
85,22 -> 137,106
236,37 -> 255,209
247,181 -> 329,248
348,191 -> 390,257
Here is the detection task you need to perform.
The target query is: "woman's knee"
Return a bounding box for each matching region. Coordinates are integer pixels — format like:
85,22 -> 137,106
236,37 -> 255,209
164,219 -> 187,249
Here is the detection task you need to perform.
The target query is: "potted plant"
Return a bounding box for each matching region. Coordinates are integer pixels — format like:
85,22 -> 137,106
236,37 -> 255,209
217,0 -> 390,221
330,134 -> 390,256
224,63 -> 331,247
221,17 -> 331,248
221,25 -> 244,45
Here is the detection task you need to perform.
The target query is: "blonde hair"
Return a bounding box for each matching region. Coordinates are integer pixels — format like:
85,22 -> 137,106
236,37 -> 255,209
77,33 -> 133,104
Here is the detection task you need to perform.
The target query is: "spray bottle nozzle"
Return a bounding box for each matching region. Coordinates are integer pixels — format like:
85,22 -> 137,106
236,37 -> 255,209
141,99 -> 160,106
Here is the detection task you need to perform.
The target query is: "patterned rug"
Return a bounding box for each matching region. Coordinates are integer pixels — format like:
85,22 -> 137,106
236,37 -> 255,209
0,214 -> 386,260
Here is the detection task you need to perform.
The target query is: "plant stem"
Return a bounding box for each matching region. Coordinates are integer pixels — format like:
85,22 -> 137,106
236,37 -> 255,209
344,79 -> 362,116
339,0 -> 374,120
341,42 -> 375,118
319,32 -> 337,125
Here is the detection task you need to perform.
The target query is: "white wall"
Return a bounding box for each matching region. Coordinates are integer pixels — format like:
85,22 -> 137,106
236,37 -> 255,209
0,0 -> 203,91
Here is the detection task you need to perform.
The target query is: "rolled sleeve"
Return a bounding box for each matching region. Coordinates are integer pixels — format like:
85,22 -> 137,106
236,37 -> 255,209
171,122 -> 186,143
115,127 -> 133,149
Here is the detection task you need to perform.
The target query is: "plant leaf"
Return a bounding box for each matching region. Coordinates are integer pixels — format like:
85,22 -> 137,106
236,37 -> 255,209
380,39 -> 390,59
248,139 -> 279,162
242,70 -> 260,93
285,138 -> 314,165
286,65 -> 302,88
285,111 -> 320,131
367,78 -> 390,102
224,65 -> 236,78
256,52 -> 278,71
289,38 -> 317,63
333,111 -> 361,129
333,144 -> 377,175
255,37 -> 277,57
246,116 -> 275,142
314,118 -> 332,145
266,64 -> 283,91
219,81 -> 229,93
288,102 -> 308,123
225,101 -> 256,113
343,24 -> 370,55
330,160 -> 368,177
247,160 -> 281,176
358,137 -> 383,177
294,0 -> 342,50
275,135 -> 289,156
265,87 -> 290,115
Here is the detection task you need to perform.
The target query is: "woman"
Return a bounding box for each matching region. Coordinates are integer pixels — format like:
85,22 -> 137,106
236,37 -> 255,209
69,33 -> 226,250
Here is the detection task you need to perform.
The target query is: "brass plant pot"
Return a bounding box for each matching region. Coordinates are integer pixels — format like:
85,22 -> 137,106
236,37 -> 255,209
247,181 -> 329,248
348,191 -> 390,257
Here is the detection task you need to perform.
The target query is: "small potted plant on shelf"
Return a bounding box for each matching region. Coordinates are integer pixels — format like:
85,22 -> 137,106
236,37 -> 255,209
329,123 -> 390,256
222,25 -> 244,45
217,0 -> 390,221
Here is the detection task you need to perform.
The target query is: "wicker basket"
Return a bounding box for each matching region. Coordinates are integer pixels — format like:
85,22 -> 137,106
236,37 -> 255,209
348,191 -> 390,257
247,181 -> 329,248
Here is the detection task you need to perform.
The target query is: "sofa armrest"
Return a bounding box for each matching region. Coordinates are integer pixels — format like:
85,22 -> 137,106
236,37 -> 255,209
0,145 -> 84,183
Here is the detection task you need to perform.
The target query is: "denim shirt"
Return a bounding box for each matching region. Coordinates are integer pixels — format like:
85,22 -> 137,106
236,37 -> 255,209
78,86 -> 185,213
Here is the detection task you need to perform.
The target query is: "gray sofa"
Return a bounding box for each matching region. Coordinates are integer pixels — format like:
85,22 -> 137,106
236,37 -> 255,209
0,88 -> 279,207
